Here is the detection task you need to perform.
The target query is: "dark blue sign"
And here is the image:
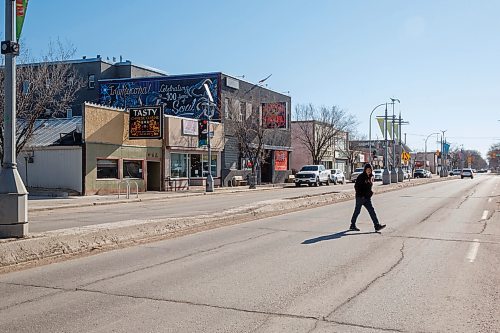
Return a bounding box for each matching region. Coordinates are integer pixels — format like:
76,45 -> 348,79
99,73 -> 220,120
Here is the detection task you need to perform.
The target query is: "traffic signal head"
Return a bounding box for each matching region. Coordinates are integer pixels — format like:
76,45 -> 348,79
198,119 -> 208,147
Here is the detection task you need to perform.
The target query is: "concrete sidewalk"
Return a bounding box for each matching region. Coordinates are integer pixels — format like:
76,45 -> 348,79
28,184 -> 286,212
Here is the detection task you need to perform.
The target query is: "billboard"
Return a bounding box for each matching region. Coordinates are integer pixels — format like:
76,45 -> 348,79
262,102 -> 287,129
100,73 -> 220,120
128,106 -> 163,139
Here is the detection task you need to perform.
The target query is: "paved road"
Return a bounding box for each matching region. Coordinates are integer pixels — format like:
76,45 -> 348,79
1,174 -> 498,332
29,181 -> 357,232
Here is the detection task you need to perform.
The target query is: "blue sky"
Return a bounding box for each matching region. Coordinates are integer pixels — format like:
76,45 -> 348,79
11,0 -> 500,157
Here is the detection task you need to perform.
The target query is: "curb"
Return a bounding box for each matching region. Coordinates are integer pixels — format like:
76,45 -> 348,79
1,177 -> 454,272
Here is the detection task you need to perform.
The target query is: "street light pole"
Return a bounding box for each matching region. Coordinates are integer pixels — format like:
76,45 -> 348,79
424,132 -> 439,173
439,129 -> 447,177
390,98 -> 400,183
382,104 -> 391,185
369,103 -> 386,164
0,0 -> 28,238
203,83 -> 214,192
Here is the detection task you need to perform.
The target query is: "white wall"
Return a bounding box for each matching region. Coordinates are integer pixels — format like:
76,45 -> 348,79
17,147 -> 82,193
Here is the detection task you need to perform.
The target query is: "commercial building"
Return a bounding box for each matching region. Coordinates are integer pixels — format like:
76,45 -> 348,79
98,72 -> 292,186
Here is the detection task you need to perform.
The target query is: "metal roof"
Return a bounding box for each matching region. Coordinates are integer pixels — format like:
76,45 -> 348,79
26,117 -> 82,148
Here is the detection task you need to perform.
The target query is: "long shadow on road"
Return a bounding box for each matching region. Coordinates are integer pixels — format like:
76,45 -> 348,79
302,230 -> 379,244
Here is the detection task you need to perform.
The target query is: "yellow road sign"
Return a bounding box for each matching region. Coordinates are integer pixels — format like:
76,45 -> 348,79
401,151 -> 411,162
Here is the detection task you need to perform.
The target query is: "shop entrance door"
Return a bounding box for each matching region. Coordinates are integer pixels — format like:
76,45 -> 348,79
261,151 -> 273,183
147,161 -> 161,191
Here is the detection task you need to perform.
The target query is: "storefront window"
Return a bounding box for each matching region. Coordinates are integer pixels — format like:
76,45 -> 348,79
190,154 -> 202,177
191,154 -> 217,177
123,160 -> 143,179
171,153 -> 188,178
97,159 -> 118,179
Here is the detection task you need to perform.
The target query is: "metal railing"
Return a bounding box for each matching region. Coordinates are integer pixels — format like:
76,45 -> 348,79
118,179 -> 139,199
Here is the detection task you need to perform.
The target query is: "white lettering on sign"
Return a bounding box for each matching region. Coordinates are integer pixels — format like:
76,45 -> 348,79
132,108 -> 158,117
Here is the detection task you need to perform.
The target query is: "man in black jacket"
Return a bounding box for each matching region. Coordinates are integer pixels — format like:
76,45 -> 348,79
349,163 -> 386,232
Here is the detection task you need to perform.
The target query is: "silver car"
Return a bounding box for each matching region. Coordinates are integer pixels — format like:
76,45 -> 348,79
350,168 -> 364,182
329,169 -> 346,184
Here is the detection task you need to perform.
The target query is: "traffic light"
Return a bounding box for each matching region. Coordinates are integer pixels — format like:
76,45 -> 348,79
198,119 -> 208,147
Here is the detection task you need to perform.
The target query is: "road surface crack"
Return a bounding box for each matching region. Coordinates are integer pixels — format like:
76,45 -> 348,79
325,241 -> 406,318
79,230 -> 278,288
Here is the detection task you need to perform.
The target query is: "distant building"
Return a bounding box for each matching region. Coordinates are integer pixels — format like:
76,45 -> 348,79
290,121 -> 349,173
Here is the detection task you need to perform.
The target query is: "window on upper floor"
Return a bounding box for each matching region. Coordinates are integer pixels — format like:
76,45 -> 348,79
88,74 -> 95,89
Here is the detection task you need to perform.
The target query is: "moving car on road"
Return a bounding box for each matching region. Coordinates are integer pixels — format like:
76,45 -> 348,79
414,169 -> 426,178
461,168 -> 474,179
295,165 -> 330,187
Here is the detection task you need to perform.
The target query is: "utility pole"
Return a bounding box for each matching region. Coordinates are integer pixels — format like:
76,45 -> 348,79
439,130 -> 447,177
382,104 -> 390,185
0,0 -> 28,238
390,98 -> 400,183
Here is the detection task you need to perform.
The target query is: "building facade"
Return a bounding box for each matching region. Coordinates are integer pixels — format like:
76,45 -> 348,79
97,72 -> 292,186
290,121 -> 349,173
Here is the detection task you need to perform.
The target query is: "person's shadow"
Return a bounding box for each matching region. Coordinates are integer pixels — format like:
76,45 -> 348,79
302,230 -> 379,244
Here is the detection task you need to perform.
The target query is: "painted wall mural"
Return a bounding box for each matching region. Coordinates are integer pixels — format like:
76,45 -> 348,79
99,73 -> 221,120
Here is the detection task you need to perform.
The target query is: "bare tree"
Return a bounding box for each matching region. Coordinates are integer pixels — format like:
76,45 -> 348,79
0,39 -> 83,163
487,142 -> 500,171
227,100 -> 289,188
293,103 -> 357,165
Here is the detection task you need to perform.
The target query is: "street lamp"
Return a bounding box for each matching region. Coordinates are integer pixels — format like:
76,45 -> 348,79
424,132 -> 439,173
439,129 -> 447,177
390,98 -> 400,183
369,103 -> 387,164
0,0 -> 28,238
203,83 -> 214,193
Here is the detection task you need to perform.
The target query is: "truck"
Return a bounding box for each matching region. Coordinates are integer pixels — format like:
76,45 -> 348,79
294,165 -> 330,187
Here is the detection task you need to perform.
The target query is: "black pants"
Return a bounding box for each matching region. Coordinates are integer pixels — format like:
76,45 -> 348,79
350,196 -> 380,226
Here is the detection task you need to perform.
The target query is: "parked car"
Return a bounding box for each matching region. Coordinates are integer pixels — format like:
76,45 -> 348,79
350,168 -> 365,182
425,170 -> 432,178
329,169 -> 345,184
450,169 -> 461,176
294,165 -> 330,187
461,168 -> 474,179
373,169 -> 383,181
403,169 -> 411,179
414,169 -> 426,178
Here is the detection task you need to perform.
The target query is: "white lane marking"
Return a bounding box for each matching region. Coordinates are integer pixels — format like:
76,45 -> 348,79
466,239 -> 480,263
488,198 -> 492,203
481,210 -> 489,220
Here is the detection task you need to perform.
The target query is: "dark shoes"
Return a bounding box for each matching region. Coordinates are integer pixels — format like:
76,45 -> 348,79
374,224 -> 386,232
349,225 -> 360,231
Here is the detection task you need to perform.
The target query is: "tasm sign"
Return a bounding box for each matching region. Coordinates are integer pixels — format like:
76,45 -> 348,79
128,106 -> 163,139
100,73 -> 220,120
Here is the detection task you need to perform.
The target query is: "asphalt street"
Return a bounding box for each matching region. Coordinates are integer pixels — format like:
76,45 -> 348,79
1,174 -> 498,332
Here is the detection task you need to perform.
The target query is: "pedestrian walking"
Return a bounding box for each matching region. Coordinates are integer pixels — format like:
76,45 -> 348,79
349,163 -> 386,232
